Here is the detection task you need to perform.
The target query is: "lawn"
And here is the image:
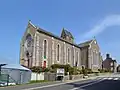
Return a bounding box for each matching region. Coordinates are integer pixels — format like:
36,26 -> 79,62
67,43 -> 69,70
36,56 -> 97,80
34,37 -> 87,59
28,80 -> 50,84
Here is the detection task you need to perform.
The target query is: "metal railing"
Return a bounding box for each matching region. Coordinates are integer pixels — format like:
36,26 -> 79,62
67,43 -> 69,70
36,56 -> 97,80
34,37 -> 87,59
0,72 -> 18,86
0,73 -> 9,86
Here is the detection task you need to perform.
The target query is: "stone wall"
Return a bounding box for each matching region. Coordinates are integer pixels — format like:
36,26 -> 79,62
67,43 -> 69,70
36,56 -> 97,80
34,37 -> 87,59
31,72 -> 44,81
69,75 -> 83,80
44,72 -> 56,81
63,75 -> 70,81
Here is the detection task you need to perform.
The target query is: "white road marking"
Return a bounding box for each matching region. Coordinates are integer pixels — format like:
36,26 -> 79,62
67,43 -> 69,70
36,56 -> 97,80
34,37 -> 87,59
22,77 -> 117,90
22,79 -> 96,90
108,78 -> 113,80
103,78 -> 107,80
70,87 -> 79,90
22,78 -> 99,90
22,82 -> 66,90
69,79 -> 104,90
114,78 -> 119,80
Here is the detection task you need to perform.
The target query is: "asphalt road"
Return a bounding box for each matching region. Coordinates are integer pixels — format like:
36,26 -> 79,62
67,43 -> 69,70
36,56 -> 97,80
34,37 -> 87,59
32,77 -> 120,90
80,78 -> 120,90
1,74 -> 120,90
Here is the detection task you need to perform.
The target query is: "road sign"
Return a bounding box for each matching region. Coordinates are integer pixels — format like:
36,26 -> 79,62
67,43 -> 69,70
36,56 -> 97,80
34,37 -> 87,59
56,68 -> 64,76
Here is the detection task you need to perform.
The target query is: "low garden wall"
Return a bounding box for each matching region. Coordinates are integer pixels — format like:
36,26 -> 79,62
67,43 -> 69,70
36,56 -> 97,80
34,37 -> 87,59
31,72 -> 56,81
31,72 -> 111,81
69,74 -> 83,80
44,72 -> 56,81
31,73 -> 44,81
63,75 -> 69,81
88,73 -> 96,77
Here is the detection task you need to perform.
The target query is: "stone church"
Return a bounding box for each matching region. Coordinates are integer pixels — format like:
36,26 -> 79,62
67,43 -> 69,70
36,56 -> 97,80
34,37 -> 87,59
20,21 -> 102,71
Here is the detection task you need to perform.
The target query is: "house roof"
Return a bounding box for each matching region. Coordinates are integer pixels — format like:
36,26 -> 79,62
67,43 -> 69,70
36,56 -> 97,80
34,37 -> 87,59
103,58 -> 117,63
1,64 -> 31,71
113,60 -> 117,62
78,40 -> 93,47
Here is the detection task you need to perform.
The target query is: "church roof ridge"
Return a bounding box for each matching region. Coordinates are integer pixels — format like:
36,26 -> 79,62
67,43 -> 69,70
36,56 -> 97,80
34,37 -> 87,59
78,40 -> 93,47
28,22 -> 80,48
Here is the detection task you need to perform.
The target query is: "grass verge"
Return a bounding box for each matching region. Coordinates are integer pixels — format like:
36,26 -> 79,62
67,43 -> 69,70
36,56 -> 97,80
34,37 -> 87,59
28,80 -> 49,84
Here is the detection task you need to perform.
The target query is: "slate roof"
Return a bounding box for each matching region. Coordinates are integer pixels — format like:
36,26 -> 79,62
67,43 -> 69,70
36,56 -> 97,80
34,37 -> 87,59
37,27 -> 80,47
78,40 -> 93,47
1,64 -> 31,71
29,22 -> 80,48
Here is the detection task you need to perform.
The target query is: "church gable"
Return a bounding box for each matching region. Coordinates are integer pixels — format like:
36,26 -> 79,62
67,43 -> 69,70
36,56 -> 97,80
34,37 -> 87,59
20,21 -> 37,67
20,20 -> 37,46
90,39 -> 100,51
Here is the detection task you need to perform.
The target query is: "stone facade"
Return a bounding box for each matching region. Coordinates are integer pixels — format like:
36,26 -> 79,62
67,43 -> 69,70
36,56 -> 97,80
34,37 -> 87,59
103,54 -> 117,72
20,21 -> 101,71
117,65 -> 120,72
79,39 -> 101,72
20,21 -> 81,68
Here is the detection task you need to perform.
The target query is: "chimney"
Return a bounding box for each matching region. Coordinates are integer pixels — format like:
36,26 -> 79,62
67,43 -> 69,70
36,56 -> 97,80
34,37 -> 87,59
106,54 -> 110,59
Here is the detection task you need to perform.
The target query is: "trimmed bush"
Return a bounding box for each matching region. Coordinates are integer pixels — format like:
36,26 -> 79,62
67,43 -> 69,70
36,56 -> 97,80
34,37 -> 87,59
30,66 -> 50,73
29,80 -> 48,84
87,69 -> 93,74
98,69 -> 111,73
50,64 -> 76,75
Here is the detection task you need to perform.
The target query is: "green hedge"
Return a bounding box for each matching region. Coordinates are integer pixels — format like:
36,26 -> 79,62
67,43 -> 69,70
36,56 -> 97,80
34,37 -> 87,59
51,64 -> 82,75
30,66 -> 50,73
51,64 -> 72,75
29,80 -> 48,84
98,69 -> 111,73
30,64 -> 95,75
51,64 -> 94,75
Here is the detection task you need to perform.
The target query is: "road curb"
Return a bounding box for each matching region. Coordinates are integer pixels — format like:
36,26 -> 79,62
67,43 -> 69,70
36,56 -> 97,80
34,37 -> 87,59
64,76 -> 98,83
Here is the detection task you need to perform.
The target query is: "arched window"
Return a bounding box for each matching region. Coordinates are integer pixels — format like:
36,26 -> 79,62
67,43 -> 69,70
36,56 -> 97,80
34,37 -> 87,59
44,40 -> 47,59
93,51 -> 95,65
52,41 -> 54,64
57,44 -> 60,61
68,48 -> 70,63
76,52 -> 79,66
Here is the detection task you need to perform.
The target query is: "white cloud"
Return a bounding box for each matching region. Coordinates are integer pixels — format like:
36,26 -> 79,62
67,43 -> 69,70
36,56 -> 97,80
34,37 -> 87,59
83,14 -> 120,39
77,15 -> 120,62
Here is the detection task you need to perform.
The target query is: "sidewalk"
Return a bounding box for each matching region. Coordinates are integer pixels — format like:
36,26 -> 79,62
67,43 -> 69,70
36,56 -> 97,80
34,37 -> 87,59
64,73 -> 112,83
64,76 -> 97,83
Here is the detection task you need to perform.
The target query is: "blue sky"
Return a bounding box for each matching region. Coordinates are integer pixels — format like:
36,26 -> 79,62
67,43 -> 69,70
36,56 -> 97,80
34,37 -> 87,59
0,0 -> 120,64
